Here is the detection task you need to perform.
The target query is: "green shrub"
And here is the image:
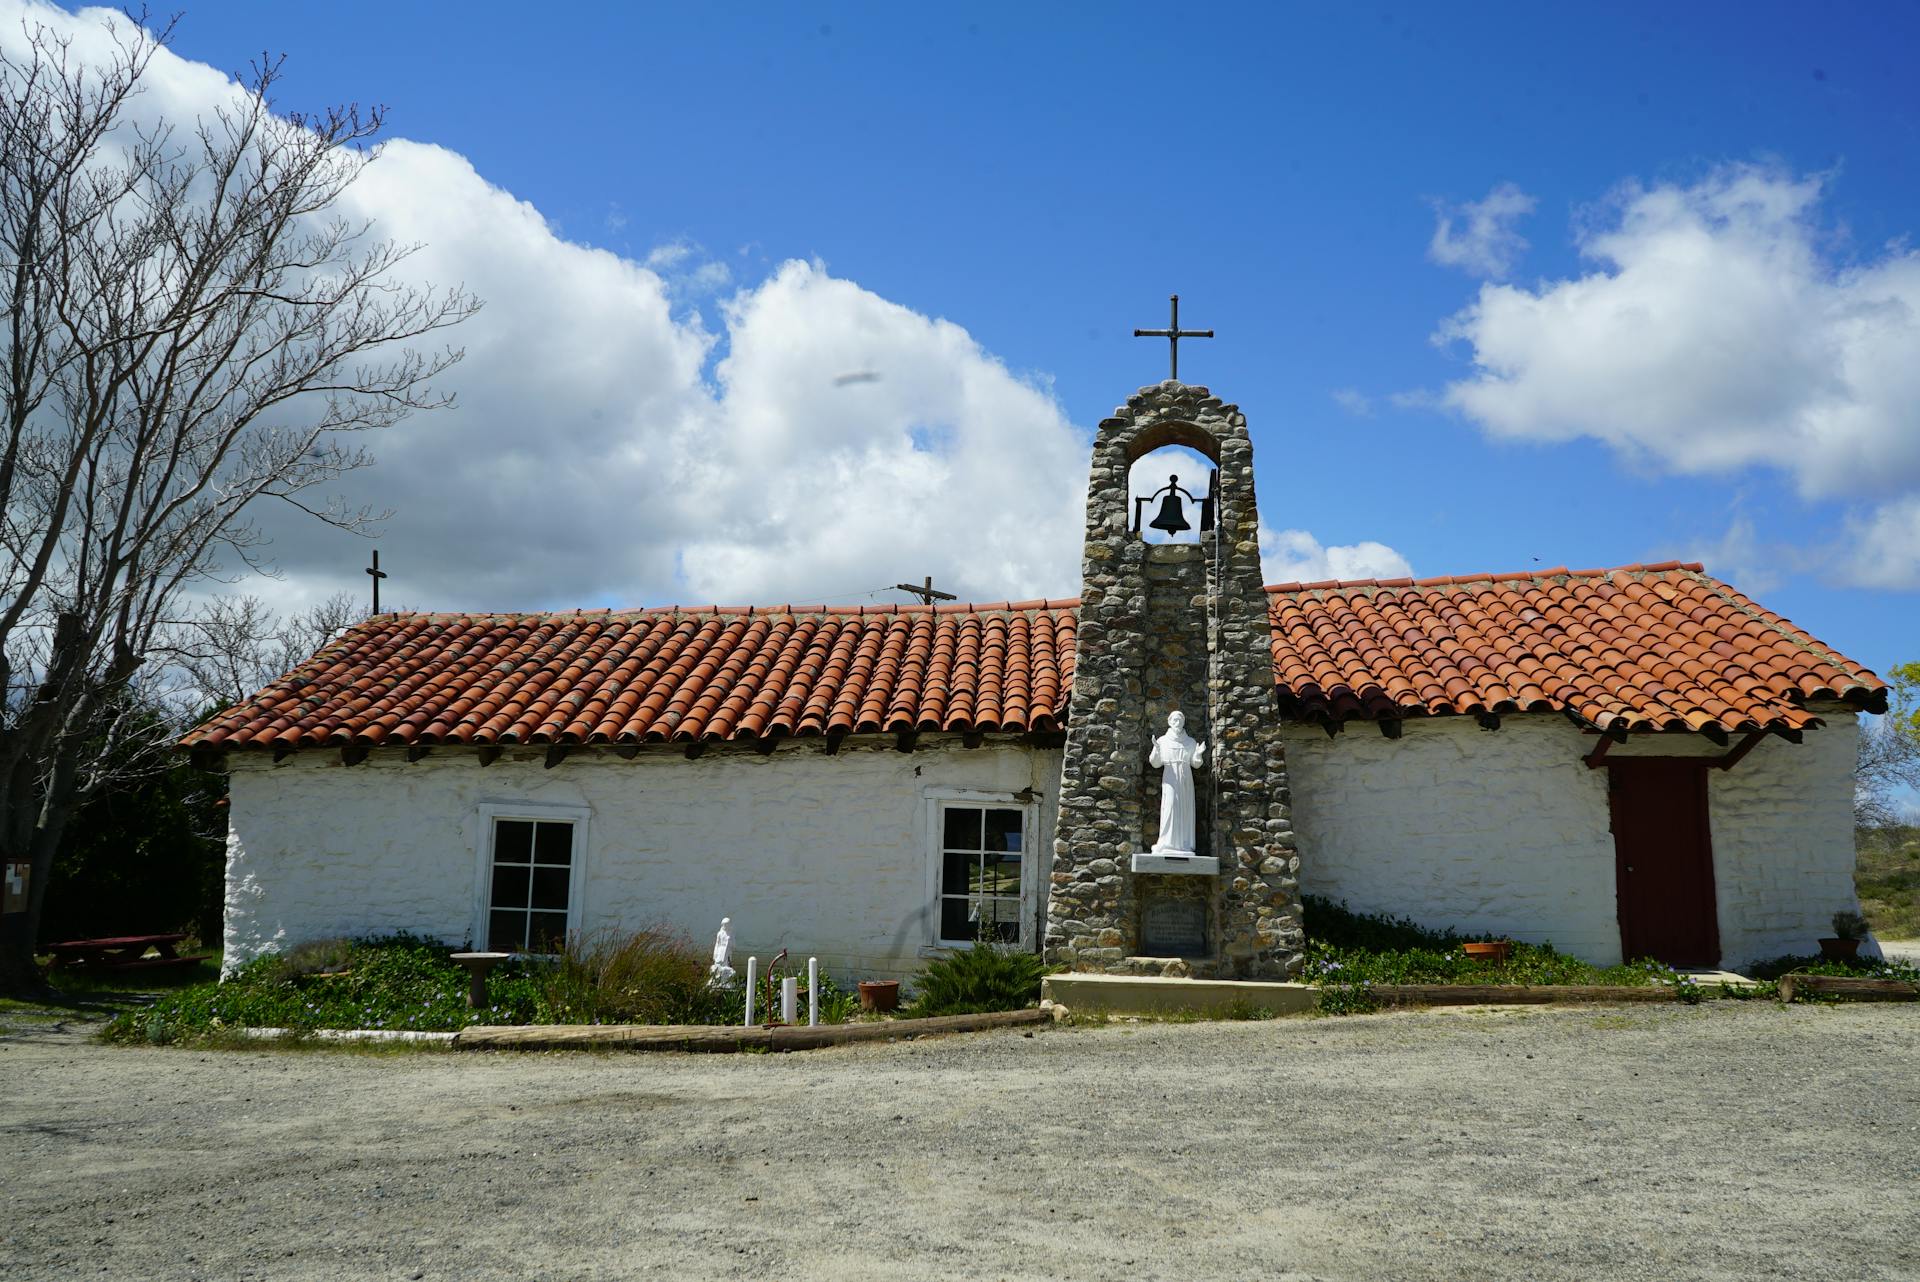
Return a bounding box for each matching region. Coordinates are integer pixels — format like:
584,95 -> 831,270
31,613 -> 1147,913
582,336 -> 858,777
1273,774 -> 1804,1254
1300,896 -> 1702,1013
1742,953 -> 1920,983
102,929 -> 869,1043
904,942 -> 1044,1017
105,933 -> 492,1043
537,927 -> 733,1026
1302,895 -> 1463,951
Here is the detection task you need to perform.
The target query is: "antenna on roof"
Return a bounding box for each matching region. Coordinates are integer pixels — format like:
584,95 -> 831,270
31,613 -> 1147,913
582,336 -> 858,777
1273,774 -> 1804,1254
893,576 -> 956,606
366,549 -> 388,614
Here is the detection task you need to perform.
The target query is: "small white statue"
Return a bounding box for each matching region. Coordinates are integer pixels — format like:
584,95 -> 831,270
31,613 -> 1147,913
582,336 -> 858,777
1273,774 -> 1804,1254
1148,710 -> 1207,856
708,916 -> 736,987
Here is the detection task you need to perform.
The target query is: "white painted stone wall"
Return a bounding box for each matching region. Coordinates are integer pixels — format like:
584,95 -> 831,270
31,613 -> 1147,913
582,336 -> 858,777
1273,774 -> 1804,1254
1280,713 -> 1863,967
223,738 -> 1060,982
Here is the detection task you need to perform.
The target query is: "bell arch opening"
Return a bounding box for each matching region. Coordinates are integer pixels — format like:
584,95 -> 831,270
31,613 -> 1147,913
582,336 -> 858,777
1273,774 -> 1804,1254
1121,418 -> 1220,466
1128,444 -> 1216,544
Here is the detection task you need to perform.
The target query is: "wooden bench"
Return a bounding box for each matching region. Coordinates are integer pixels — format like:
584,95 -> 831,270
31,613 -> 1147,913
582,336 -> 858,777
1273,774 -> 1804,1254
46,933 -> 202,972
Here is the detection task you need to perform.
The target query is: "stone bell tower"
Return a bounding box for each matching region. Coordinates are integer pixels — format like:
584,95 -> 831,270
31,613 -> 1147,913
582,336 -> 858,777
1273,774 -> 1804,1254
1045,379 -> 1304,980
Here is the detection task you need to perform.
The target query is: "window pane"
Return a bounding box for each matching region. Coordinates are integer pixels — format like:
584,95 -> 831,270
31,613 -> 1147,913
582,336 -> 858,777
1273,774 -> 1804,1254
981,897 -> 1021,943
984,853 -> 1022,896
939,897 -> 973,943
534,822 -> 573,866
984,809 -> 1022,853
494,819 -> 534,864
942,851 -> 973,897
530,866 -> 570,912
490,864 -> 530,911
488,910 -> 526,953
528,912 -> 569,953
943,807 -> 981,851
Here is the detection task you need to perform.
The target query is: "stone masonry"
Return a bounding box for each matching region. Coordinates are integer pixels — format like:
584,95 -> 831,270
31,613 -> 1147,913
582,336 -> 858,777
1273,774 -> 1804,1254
1046,381 -> 1304,979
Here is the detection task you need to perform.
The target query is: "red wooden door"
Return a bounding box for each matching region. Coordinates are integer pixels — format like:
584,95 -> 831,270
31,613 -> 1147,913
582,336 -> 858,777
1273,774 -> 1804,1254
1609,760 -> 1720,967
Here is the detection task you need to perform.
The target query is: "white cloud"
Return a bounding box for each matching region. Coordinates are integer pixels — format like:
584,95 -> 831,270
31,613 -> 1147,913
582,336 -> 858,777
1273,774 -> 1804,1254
11,2 -> 1402,617
1436,164 -> 1920,589
1844,496 -> 1920,590
1676,515 -> 1789,596
1428,182 -> 1536,279
1330,388 -> 1373,417
1260,526 -> 1414,585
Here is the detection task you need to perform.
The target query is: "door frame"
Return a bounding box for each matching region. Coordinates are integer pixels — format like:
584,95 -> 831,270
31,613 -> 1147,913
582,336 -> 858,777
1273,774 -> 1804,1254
1605,758 -> 1721,967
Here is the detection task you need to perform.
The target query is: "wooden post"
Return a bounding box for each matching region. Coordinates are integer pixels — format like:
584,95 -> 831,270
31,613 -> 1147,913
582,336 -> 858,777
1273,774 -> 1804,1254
808,957 -> 819,1027
781,977 -> 798,1025
744,956 -> 758,1026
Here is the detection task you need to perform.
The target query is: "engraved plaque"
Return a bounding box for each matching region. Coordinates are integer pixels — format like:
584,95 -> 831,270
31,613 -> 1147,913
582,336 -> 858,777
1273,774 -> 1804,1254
1141,898 -> 1207,957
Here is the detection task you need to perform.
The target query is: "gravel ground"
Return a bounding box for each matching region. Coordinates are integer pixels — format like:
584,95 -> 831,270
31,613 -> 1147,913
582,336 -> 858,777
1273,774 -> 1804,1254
2,1002 -> 1915,1282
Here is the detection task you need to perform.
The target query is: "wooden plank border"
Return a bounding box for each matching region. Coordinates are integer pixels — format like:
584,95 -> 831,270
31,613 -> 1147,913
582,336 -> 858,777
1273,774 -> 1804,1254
452,1007 -> 1048,1052
1777,974 -> 1920,1003
1367,984 -> 1686,1007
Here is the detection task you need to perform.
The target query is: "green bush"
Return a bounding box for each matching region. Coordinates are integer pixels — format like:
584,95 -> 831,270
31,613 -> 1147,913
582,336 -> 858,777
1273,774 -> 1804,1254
1300,896 -> 1700,1013
101,930 -> 872,1043
106,933 -> 500,1043
537,927 -> 734,1026
904,941 -> 1044,1017
1742,953 -> 1920,983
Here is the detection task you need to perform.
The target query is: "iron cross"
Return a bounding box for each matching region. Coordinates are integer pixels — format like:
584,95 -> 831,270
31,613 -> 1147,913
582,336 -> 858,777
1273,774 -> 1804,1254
1134,294 -> 1213,381
365,549 -> 388,614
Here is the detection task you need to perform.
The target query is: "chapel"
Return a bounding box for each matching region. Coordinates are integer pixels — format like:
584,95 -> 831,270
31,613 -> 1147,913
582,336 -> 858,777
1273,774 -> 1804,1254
186,376 -> 1889,979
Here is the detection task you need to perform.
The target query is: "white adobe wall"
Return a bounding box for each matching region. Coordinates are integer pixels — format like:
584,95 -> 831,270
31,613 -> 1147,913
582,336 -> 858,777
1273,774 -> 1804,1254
1280,713 -> 1862,967
223,738 -> 1060,982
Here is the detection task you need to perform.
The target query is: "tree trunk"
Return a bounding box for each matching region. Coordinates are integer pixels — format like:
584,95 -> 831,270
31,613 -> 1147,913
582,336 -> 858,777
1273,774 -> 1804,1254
0,837 -> 55,997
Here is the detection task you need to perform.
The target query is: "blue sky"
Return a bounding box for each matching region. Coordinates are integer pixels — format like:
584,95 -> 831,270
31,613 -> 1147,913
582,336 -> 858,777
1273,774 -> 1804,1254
129,3 -> 1920,678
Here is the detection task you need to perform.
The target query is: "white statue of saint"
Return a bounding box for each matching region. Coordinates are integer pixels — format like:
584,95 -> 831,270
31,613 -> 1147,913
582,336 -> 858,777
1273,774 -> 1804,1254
1148,710 -> 1207,855
708,916 -> 736,987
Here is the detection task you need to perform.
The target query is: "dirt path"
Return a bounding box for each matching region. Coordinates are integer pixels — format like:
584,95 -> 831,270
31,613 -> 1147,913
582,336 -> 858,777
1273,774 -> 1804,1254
2,1003 -> 1915,1281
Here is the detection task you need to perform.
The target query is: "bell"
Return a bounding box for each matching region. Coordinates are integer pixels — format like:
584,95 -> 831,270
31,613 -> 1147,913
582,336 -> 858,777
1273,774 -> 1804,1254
1149,489 -> 1191,535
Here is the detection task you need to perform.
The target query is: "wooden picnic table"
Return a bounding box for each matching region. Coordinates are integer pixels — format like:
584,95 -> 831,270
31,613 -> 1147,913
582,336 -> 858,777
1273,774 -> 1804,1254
46,932 -> 205,972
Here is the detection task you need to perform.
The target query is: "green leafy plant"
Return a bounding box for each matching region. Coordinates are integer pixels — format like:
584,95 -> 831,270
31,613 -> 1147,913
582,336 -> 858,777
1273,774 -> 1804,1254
1315,982 -> 1380,1016
1830,910 -> 1870,941
904,941 -> 1044,1017
1742,953 -> 1920,983
1299,896 -> 1702,1014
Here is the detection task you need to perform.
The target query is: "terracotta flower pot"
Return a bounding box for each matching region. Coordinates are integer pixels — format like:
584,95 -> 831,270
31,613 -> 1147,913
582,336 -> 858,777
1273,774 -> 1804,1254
857,979 -> 901,1013
1818,937 -> 1861,960
1462,941 -> 1512,963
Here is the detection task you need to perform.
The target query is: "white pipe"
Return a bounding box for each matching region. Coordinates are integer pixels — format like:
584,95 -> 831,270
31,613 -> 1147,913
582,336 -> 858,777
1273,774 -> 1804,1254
781,976 -> 798,1025
744,955 -> 758,1026
808,957 -> 819,1027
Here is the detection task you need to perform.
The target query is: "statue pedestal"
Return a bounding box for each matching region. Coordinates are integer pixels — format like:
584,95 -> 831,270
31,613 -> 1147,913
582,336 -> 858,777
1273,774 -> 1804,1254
1130,852 -> 1219,876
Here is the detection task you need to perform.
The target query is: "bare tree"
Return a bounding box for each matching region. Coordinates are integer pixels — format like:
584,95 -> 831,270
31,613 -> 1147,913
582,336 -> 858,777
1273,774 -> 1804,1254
0,13 -> 479,992
171,591 -> 365,712
1857,663 -> 1920,829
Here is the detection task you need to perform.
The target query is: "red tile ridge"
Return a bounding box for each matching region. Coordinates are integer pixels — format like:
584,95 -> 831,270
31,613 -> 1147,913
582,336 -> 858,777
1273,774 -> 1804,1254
1263,561 -> 1708,595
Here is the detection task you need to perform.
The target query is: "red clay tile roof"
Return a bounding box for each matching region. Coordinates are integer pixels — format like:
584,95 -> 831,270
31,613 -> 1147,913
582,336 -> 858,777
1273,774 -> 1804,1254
186,601 -> 1079,751
1267,561 -> 1886,735
185,562 -> 1885,752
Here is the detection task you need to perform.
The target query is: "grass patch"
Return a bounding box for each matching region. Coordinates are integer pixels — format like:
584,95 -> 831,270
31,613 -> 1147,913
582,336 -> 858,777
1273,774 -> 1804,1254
1856,823 -> 1920,939
101,925 -> 875,1044
99,930 -> 870,1046
1302,896 -> 1690,1015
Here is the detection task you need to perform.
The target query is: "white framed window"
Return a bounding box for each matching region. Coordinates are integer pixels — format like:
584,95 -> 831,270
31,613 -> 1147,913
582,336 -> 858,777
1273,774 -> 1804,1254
472,802 -> 590,953
925,792 -> 1037,950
